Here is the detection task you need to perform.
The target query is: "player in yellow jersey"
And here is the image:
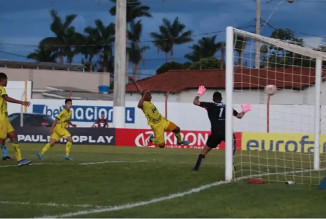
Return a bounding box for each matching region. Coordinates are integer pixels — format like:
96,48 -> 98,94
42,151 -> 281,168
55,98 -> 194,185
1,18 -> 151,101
129,77 -> 189,148
37,99 -> 77,160
0,72 -> 32,167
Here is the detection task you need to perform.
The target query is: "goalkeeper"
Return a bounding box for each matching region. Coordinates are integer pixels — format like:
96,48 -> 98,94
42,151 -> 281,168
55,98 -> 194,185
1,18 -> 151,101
129,77 -> 189,148
192,86 -> 250,171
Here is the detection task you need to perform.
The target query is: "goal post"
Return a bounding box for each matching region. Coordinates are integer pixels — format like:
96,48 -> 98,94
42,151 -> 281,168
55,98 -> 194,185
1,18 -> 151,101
225,26 -> 326,184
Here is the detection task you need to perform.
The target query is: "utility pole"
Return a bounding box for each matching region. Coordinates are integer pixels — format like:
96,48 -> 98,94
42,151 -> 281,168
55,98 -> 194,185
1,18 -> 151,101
113,0 -> 127,128
255,0 -> 261,69
255,0 -> 294,68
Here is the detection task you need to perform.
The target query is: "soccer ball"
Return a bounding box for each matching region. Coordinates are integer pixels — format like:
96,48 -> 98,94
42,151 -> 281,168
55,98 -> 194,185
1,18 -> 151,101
264,84 -> 277,95
93,123 -> 99,128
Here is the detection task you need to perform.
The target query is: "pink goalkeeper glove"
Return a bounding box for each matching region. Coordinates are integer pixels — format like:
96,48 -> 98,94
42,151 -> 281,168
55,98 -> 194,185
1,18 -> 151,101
241,104 -> 252,113
197,85 -> 206,97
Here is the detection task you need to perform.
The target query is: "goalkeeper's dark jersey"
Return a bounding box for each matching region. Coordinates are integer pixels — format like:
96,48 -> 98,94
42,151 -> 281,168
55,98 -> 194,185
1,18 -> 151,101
199,102 -> 238,134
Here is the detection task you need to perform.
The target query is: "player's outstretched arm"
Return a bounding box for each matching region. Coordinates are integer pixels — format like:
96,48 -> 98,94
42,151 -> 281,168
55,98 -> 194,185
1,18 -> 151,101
3,95 -> 30,107
68,121 -> 77,128
137,91 -> 147,109
193,96 -> 201,106
236,104 -> 252,119
128,76 -> 143,94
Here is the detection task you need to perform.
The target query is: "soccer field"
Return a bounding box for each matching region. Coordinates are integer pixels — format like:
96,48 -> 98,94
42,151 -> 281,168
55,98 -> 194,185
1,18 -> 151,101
1,144 -> 326,218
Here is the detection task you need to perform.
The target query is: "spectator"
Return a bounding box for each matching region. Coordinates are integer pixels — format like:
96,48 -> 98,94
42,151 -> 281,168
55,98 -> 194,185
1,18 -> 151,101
93,113 -> 109,128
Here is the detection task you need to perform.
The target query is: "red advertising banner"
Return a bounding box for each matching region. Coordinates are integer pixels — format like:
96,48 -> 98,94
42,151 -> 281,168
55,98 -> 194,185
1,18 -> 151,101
116,128 -> 242,150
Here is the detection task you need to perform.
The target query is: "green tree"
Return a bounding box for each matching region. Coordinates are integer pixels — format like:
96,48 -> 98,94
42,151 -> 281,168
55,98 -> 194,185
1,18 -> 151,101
189,57 -> 223,70
156,61 -> 191,74
128,20 -> 149,80
234,35 -> 246,67
40,10 -> 83,64
110,0 -> 152,23
81,20 -> 115,72
27,44 -> 57,62
80,26 -> 101,72
185,35 -> 222,63
150,17 -> 193,62
92,20 -> 115,73
110,0 -> 152,78
261,28 -> 309,68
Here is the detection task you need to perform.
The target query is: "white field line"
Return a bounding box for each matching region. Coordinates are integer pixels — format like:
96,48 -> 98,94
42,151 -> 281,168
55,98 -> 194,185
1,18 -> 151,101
79,160 -> 149,165
47,167 -> 326,218
0,160 -> 151,168
0,163 -> 69,168
45,180 -> 230,218
0,200 -> 106,208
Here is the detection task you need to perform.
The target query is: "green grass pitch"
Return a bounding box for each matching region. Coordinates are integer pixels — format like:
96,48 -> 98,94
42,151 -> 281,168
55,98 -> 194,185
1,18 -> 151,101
1,143 -> 326,218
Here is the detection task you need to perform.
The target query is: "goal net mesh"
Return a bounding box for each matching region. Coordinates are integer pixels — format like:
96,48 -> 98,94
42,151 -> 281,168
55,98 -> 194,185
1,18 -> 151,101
228,28 -> 326,185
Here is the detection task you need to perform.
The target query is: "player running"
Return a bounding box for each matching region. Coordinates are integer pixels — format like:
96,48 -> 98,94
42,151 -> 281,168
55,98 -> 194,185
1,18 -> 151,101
37,99 -> 77,160
129,77 -> 189,148
0,72 -> 32,167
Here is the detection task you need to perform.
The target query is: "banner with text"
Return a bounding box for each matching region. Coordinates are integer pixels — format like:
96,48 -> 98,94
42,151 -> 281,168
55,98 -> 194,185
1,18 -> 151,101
15,127 -> 115,145
115,128 -> 242,150
242,132 -> 326,153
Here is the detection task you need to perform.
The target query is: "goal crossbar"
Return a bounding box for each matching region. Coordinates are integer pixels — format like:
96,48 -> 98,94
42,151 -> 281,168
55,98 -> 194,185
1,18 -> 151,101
233,28 -> 326,60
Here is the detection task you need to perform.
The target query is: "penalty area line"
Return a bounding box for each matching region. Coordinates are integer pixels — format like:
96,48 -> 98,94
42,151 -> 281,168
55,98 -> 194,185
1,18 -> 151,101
46,180 -> 230,218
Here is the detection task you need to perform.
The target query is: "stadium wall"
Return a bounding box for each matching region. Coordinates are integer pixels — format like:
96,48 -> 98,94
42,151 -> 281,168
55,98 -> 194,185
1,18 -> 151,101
5,81 -> 326,133
0,67 -> 110,92
7,98 -> 326,133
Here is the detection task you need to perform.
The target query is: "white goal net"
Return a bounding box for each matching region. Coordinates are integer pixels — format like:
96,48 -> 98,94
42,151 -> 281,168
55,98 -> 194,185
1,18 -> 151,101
225,27 -> 326,185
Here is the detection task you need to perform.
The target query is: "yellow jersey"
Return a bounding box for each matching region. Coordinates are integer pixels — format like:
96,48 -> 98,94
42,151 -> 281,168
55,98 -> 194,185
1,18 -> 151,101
55,108 -> 72,129
142,101 -> 163,126
0,86 -> 8,118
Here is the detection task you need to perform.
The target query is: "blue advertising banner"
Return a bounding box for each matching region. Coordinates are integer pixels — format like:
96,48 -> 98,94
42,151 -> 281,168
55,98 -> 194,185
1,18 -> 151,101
33,104 -> 135,123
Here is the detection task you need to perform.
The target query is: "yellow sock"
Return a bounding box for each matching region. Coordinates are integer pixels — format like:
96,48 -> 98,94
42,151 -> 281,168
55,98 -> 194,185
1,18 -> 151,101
175,132 -> 182,143
41,143 -> 51,155
11,142 -> 22,161
65,141 -> 72,156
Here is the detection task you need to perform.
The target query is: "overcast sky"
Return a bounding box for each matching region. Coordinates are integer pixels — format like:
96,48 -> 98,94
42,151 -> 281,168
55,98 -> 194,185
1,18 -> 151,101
0,0 -> 325,78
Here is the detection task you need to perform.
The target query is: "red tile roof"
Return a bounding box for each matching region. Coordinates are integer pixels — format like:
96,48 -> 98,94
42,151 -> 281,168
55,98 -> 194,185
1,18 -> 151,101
126,68 -> 326,93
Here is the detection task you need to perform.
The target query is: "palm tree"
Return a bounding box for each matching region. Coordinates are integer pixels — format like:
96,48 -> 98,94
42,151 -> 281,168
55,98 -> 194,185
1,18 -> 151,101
185,35 -> 220,62
40,10 -> 83,64
110,0 -> 152,78
128,20 -> 149,80
92,20 -> 115,73
109,0 -> 152,23
80,26 -> 102,72
150,17 -> 193,62
216,41 -> 226,63
27,44 -> 57,62
150,33 -> 172,62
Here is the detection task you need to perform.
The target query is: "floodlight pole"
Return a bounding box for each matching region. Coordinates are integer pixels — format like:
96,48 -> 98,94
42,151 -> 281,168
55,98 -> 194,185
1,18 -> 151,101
113,0 -> 127,128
